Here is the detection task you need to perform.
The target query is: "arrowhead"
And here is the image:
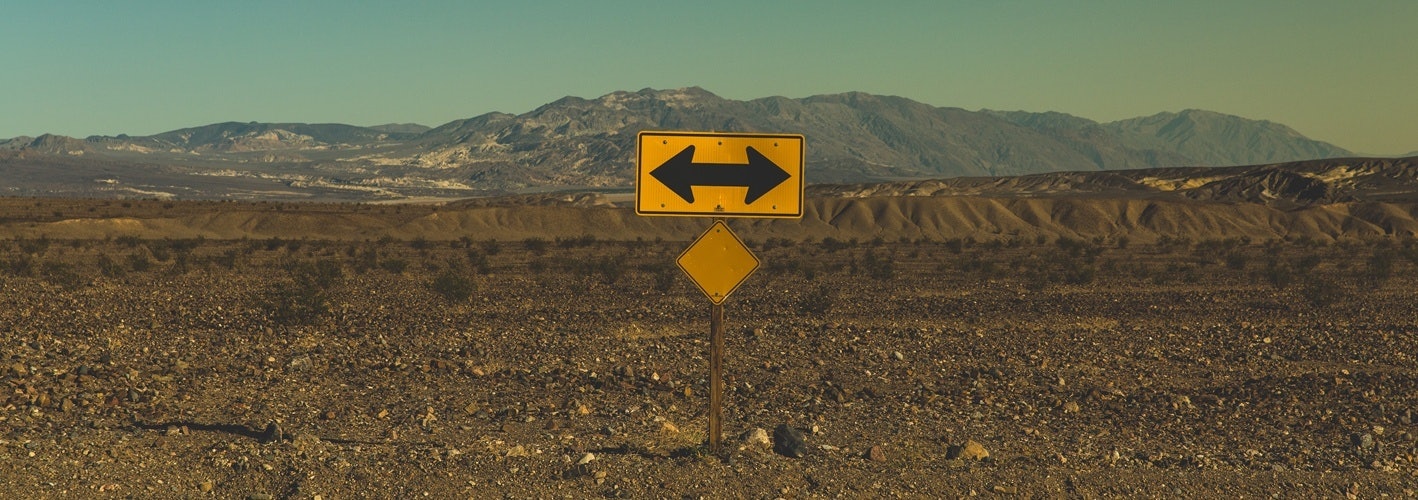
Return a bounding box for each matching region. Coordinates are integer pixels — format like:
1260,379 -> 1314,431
649,145 -> 698,203
743,146 -> 791,204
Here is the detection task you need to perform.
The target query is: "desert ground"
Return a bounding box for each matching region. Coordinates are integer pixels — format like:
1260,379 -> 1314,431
2,196 -> 1417,498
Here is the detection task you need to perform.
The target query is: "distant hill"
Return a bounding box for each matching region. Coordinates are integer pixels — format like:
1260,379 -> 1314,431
1104,109 -> 1352,166
0,88 -> 1396,200
368,123 -> 431,135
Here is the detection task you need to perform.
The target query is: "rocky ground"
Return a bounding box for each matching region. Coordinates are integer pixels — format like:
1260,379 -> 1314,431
3,227 -> 1418,498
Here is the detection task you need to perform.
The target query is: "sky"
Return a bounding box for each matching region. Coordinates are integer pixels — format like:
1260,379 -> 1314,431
2,1 -> 1415,155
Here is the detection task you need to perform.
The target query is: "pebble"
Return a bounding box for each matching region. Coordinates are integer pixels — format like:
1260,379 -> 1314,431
773,424 -> 808,458
576,452 -> 595,465
1062,401 -> 1080,414
260,422 -> 283,444
742,428 -> 771,447
868,445 -> 886,462
506,445 -> 529,458
892,351 -> 905,361
1353,433 -> 1375,451
200,480 -> 214,492
945,440 -> 989,460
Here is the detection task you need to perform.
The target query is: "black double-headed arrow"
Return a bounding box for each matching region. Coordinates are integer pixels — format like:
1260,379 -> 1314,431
649,145 -> 791,205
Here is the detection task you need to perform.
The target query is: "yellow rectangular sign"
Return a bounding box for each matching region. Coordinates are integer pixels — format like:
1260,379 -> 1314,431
636,131 -> 804,218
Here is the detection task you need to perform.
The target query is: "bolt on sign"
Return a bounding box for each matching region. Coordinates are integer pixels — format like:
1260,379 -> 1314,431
636,131 -> 804,218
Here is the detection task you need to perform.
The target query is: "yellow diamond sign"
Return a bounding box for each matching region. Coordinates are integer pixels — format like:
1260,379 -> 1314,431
677,220 -> 760,305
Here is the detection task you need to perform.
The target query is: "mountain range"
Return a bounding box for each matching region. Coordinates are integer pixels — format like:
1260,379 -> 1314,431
0,87 -> 1386,201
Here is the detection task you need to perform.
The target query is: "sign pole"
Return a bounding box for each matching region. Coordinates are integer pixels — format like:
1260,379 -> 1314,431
707,216 -> 727,455
709,299 -> 724,454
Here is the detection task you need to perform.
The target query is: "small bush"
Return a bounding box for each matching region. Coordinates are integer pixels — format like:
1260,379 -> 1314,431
1364,249 -> 1397,288
213,249 -> 240,270
798,285 -> 836,316
467,250 -> 492,275
380,258 -> 408,274
1224,252 -> 1248,271
148,244 -> 172,262
1299,277 -> 1346,308
127,253 -> 154,273
17,236 -> 50,255
1260,261 -> 1293,290
41,262 -> 84,290
860,250 -> 895,281
523,237 -> 549,256
3,255 -> 36,277
98,254 -> 126,278
430,270 -> 476,302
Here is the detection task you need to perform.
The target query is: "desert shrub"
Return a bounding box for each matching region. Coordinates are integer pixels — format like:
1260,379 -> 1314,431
1062,264 -> 1097,285
958,253 -> 1000,278
379,258 -> 408,274
148,243 -> 173,262
798,284 -> 835,316
213,249 -> 240,270
1299,276 -> 1346,308
127,253 -> 153,273
166,253 -> 192,276
4,255 -> 36,277
410,237 -> 432,251
523,237 -> 549,255
943,238 -> 965,254
1115,236 -> 1132,250
820,237 -> 849,253
646,262 -> 678,293
1224,252 -> 1248,271
1364,249 -> 1397,288
557,234 -> 597,249
17,236 -> 50,255
761,237 -> 796,251
261,284 -> 328,325
1292,254 -> 1323,275
860,250 -> 895,281
264,237 -> 284,251
592,254 -> 629,284
260,259 -> 343,325
97,254 -> 126,278
481,239 -> 502,256
764,259 -> 802,277
41,261 -> 84,290
1260,261 -> 1293,290
466,250 -> 492,275
430,269 -> 476,303
115,235 -> 142,248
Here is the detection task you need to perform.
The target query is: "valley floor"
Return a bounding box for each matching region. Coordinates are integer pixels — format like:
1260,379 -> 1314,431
2,212 -> 1417,497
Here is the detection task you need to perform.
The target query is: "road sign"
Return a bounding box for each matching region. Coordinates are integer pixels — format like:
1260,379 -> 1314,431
676,220 -> 760,305
637,131 -> 804,218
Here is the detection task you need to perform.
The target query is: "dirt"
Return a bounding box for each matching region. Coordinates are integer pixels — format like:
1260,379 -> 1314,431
2,207 -> 1417,498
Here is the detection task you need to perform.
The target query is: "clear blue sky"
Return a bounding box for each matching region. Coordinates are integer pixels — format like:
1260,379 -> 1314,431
2,0 -> 1415,154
